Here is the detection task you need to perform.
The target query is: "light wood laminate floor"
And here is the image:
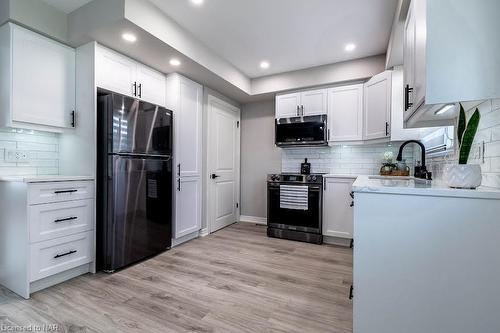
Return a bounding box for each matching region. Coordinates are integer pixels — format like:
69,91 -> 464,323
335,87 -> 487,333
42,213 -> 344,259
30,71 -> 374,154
0,223 -> 353,333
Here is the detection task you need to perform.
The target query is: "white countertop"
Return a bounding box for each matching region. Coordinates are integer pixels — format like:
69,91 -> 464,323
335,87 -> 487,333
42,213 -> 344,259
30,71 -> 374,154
352,175 -> 500,199
0,175 -> 94,183
323,174 -> 359,179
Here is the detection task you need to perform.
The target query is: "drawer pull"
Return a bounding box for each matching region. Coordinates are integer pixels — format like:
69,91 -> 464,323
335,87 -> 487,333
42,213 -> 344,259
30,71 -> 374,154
54,189 -> 78,194
54,216 -> 78,223
54,250 -> 77,259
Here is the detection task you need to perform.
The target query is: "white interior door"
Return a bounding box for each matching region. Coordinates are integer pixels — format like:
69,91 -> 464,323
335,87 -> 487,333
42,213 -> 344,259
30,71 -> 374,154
208,95 -> 240,233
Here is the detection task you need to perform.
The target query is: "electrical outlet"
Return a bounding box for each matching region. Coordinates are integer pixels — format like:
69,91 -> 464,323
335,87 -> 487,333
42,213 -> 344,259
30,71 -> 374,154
4,149 -> 30,163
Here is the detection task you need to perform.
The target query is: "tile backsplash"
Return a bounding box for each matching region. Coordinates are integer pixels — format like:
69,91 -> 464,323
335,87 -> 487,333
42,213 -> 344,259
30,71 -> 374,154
282,143 -> 415,175
0,128 -> 59,176
426,99 -> 500,188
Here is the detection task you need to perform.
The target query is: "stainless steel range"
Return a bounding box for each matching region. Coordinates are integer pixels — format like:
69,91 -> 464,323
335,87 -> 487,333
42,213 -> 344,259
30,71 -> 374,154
267,174 -> 323,244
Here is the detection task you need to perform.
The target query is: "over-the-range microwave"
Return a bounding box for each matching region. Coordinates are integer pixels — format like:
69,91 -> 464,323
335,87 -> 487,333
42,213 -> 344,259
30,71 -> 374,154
275,115 -> 328,147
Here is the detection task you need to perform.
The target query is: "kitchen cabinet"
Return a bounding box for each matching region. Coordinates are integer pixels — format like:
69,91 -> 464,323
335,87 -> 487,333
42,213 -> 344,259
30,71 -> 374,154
363,71 -> 391,140
328,84 -> 364,142
166,73 -> 203,239
352,176 -> 500,333
0,179 -> 95,299
0,23 -> 75,130
96,45 -> 166,106
323,177 -> 355,239
275,89 -> 327,118
402,0 -> 500,128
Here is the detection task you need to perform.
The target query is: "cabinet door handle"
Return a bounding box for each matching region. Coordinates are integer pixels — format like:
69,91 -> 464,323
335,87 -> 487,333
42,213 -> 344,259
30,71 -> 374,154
54,250 -> 77,259
177,163 -> 181,177
404,84 -> 414,111
350,191 -> 354,199
385,122 -> 390,136
177,178 -> 181,191
54,189 -> 78,194
133,82 -> 137,96
54,216 -> 78,223
296,105 -> 300,116
70,110 -> 76,128
350,201 -> 354,207
328,129 -> 331,141
301,105 -> 304,116
349,285 -> 354,300
138,83 -> 142,98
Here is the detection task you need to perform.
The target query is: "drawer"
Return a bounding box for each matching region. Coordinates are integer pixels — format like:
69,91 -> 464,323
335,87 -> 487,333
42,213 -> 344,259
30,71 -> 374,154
29,199 -> 94,243
28,181 -> 94,205
30,231 -> 93,282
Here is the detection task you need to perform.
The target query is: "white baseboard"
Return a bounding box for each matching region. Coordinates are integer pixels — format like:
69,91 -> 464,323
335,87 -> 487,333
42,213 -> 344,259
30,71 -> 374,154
239,215 -> 267,225
200,228 -> 209,237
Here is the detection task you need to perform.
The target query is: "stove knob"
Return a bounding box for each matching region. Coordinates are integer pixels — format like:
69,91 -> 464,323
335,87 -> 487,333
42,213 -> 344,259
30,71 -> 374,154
306,175 -> 312,181
312,176 -> 317,182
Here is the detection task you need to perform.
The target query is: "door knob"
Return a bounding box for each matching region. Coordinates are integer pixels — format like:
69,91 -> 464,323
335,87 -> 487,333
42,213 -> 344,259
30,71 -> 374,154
211,174 -> 220,179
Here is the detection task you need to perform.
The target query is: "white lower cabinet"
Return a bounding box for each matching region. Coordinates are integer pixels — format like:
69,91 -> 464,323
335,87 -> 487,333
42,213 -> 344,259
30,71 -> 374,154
0,179 -> 95,299
323,177 -> 355,239
175,177 -> 202,238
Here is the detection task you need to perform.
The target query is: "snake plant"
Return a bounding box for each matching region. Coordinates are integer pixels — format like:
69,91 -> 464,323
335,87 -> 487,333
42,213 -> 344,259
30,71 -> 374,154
457,103 -> 481,164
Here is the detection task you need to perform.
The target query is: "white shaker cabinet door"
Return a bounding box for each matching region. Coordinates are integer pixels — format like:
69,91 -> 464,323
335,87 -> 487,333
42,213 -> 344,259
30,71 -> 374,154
136,64 -> 166,106
323,178 -> 354,239
96,46 -> 137,98
11,25 -> 75,128
364,71 -> 392,140
276,92 -> 301,118
174,177 -> 201,238
301,88 -> 328,116
328,84 -> 364,142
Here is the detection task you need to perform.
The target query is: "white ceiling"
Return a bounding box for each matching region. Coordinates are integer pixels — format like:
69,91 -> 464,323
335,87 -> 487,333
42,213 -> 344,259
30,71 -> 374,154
150,0 -> 398,78
41,0 -> 94,13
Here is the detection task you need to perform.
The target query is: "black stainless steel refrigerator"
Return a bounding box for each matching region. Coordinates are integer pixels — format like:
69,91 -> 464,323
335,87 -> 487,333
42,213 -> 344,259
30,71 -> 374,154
97,93 -> 173,272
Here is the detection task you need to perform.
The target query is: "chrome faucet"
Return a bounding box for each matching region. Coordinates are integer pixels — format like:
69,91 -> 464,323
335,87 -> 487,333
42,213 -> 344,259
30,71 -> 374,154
396,140 -> 432,180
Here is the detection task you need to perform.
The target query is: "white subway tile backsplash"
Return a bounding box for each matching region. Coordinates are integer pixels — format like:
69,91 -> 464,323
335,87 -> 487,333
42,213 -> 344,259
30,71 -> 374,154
0,129 -> 59,176
427,99 -> 500,188
282,143 -> 414,175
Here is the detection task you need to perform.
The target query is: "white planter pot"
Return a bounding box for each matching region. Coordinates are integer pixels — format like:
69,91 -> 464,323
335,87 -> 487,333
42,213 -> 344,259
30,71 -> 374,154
444,164 -> 482,189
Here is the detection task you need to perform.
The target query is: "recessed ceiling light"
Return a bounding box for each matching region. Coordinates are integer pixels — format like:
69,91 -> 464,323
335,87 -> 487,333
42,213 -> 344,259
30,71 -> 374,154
260,61 -> 270,69
122,33 -> 137,43
169,58 -> 181,66
434,104 -> 456,115
190,0 -> 204,5
345,43 -> 356,52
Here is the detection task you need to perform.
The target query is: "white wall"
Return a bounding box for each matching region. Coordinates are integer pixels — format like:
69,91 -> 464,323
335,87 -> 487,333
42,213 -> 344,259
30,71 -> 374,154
240,100 -> 281,218
0,128 -> 59,176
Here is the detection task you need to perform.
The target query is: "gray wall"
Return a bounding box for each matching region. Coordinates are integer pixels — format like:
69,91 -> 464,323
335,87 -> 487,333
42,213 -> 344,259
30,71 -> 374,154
240,100 -> 281,218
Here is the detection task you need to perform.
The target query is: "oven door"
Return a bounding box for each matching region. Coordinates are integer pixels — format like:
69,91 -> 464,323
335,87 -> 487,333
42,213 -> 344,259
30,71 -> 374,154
267,183 -> 322,233
275,115 -> 327,147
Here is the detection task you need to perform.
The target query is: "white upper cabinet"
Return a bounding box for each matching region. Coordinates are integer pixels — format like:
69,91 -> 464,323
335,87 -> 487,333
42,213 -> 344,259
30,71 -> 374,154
323,177 -> 354,239
328,84 -> 364,142
276,92 -> 301,118
275,89 -> 327,118
136,64 -> 166,107
96,46 -> 137,97
403,0 -> 500,128
364,71 -> 392,140
301,89 -> 328,116
96,45 -> 166,106
0,23 -> 75,130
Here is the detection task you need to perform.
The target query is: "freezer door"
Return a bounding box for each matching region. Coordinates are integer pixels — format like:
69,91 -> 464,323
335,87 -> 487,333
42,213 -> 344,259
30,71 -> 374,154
109,94 -> 172,155
105,155 -> 172,271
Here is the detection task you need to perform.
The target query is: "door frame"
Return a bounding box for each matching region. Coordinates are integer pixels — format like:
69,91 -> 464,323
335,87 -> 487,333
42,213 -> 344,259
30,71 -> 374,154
206,94 -> 241,234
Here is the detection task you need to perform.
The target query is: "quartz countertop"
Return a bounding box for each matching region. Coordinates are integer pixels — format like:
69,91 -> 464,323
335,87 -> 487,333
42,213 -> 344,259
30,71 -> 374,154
0,175 -> 94,183
352,175 -> 500,200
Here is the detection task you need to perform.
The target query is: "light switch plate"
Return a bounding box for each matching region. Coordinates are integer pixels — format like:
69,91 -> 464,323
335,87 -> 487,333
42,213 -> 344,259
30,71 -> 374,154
4,149 -> 30,163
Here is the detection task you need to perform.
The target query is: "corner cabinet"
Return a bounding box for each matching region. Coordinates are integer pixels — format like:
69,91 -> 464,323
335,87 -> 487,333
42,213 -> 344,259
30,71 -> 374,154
275,89 -> 327,118
96,45 -> 166,106
166,73 -> 203,240
0,23 -> 76,130
363,71 -> 392,140
323,177 -> 355,239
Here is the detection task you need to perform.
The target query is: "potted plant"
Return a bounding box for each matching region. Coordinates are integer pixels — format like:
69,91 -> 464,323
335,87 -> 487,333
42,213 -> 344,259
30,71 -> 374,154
444,103 -> 482,189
